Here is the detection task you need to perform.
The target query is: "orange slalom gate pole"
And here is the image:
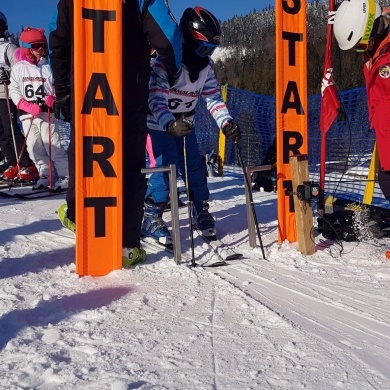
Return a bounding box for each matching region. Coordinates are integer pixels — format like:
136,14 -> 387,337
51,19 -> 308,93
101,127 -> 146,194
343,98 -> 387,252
73,0 -> 123,276
275,0 -> 308,243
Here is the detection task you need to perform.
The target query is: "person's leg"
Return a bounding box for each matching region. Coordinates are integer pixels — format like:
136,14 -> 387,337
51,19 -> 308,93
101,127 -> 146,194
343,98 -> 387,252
175,132 -> 209,205
0,99 -> 32,167
142,129 -> 179,244
378,168 -> 390,201
176,132 -> 214,236
21,117 -> 49,177
122,105 -> 148,248
146,129 -> 179,203
65,122 -> 76,223
40,115 -> 69,188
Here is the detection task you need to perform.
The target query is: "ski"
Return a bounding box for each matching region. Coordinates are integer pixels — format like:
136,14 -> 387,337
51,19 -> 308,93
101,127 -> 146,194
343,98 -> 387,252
0,185 -> 66,199
0,180 -> 37,190
194,228 -> 243,261
140,236 -> 227,267
15,189 -> 67,199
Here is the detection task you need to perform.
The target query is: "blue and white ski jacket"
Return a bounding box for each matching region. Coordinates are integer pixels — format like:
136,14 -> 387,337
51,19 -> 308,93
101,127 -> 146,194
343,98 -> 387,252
148,55 -> 232,132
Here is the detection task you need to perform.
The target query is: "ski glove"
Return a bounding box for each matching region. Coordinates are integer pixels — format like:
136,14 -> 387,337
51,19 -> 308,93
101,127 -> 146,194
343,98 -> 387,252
17,98 -> 42,116
54,86 -> 71,122
222,120 -> 241,141
45,95 -> 55,108
167,117 -> 193,137
168,68 -> 182,88
0,68 -> 10,85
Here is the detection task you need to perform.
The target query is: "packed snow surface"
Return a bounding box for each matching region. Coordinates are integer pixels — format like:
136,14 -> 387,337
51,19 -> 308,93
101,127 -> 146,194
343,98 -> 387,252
0,176 -> 389,389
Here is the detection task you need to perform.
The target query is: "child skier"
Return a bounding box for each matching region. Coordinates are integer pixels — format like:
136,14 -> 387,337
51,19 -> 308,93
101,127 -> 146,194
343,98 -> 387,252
8,27 -> 68,190
142,6 -> 241,247
0,12 -> 38,182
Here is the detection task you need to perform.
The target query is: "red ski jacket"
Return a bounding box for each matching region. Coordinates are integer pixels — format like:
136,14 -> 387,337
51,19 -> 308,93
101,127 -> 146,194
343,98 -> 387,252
363,33 -> 390,170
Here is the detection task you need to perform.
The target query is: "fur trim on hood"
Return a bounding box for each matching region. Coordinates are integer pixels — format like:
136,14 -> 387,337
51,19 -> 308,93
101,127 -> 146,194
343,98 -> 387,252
14,48 -> 34,64
14,48 -> 46,65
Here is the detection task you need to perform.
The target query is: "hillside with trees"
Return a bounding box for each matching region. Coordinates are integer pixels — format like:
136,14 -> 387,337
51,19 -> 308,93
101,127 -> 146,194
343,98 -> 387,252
214,1 -> 365,96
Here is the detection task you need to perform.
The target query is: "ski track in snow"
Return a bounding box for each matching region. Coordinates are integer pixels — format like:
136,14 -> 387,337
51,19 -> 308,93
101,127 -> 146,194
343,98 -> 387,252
0,177 -> 389,389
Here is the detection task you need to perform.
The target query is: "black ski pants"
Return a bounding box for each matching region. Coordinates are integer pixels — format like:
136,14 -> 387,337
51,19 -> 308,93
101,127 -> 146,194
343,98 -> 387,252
66,104 -> 148,248
0,98 -> 32,167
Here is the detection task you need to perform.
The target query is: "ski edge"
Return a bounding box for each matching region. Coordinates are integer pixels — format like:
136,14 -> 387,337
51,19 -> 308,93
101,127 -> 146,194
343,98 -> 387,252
140,236 -> 227,268
194,229 -> 243,261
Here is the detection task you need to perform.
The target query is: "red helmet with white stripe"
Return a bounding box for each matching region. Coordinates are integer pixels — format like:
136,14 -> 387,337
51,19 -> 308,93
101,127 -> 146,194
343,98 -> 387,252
180,6 -> 221,57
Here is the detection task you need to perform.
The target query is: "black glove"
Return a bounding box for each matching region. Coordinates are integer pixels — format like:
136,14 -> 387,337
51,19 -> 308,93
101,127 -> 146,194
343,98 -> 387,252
0,68 -> 10,85
167,117 -> 193,137
54,85 -> 71,122
222,120 -> 241,141
168,68 -> 181,88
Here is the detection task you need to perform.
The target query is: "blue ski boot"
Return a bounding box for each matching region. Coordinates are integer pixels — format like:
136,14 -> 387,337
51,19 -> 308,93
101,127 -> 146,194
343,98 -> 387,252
194,200 -> 216,240
141,197 -> 172,248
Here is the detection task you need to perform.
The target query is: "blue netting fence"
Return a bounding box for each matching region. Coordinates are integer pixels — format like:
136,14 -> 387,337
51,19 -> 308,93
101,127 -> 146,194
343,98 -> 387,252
57,86 -> 387,209
194,86 -> 387,209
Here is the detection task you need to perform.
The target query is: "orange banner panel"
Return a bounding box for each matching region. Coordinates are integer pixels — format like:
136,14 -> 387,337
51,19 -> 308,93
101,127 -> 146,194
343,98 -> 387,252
275,0 -> 308,243
74,0 -> 122,276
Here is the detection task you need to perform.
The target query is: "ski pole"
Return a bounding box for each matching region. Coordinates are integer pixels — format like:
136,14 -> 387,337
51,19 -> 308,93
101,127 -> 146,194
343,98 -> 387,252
48,107 -> 53,191
9,116 -> 35,190
3,82 -> 22,182
234,141 -> 266,259
183,135 -> 196,267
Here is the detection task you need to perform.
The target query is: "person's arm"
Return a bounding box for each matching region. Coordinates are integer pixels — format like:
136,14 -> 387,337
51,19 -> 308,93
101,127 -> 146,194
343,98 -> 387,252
148,57 -> 176,131
5,43 -> 17,67
8,65 -> 23,106
48,0 -> 72,121
201,60 -> 232,128
142,0 -> 182,82
48,0 -> 72,92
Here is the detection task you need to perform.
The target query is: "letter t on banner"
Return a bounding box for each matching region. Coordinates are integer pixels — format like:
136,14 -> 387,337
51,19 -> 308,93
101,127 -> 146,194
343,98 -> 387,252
74,0 -> 123,276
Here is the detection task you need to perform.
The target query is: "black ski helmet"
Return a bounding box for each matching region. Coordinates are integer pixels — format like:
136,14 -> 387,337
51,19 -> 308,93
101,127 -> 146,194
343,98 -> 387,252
180,6 -> 221,57
0,12 -> 8,35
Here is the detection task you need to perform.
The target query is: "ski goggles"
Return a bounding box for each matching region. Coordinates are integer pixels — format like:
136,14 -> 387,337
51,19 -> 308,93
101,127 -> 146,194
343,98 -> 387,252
19,41 -> 48,51
195,41 -> 219,58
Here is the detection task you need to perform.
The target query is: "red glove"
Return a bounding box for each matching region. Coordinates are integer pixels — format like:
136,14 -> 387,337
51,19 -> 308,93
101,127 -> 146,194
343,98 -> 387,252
45,95 -> 55,108
17,98 -> 41,116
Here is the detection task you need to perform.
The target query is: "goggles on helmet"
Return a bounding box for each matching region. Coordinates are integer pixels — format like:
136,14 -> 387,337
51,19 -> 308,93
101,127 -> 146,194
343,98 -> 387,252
354,0 -> 378,51
195,41 -> 218,57
20,41 -> 48,51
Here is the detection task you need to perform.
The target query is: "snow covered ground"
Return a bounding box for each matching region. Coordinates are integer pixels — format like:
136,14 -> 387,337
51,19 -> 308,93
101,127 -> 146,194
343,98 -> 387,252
0,175 -> 389,389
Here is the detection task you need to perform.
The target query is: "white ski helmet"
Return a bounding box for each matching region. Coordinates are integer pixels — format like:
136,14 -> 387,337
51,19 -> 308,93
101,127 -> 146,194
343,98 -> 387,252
334,0 -> 382,50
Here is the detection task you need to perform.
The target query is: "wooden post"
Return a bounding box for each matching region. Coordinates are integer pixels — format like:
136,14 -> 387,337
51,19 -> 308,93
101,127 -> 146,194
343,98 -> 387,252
290,154 -> 315,255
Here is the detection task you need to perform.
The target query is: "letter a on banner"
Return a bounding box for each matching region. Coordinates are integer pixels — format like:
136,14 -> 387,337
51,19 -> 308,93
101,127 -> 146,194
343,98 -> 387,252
275,0 -> 308,243
74,0 -> 122,275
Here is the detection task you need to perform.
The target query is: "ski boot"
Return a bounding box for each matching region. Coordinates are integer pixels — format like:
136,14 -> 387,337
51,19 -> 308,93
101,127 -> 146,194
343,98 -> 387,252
19,165 -> 39,181
58,204 -> 75,234
52,176 -> 69,192
141,196 -> 172,248
122,247 -> 147,268
33,175 -> 50,190
194,200 -> 216,240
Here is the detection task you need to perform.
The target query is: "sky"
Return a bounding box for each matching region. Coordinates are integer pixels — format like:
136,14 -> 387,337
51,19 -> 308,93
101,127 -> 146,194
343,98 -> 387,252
2,0 -> 267,36
0,175 -> 390,388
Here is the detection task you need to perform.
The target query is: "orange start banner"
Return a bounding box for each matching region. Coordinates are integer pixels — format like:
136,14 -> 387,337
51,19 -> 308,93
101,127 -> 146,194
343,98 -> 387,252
275,0 -> 308,243
74,0 -> 123,275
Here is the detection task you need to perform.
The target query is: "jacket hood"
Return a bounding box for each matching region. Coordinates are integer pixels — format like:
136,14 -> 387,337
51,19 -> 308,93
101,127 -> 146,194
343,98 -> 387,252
14,48 -> 33,63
